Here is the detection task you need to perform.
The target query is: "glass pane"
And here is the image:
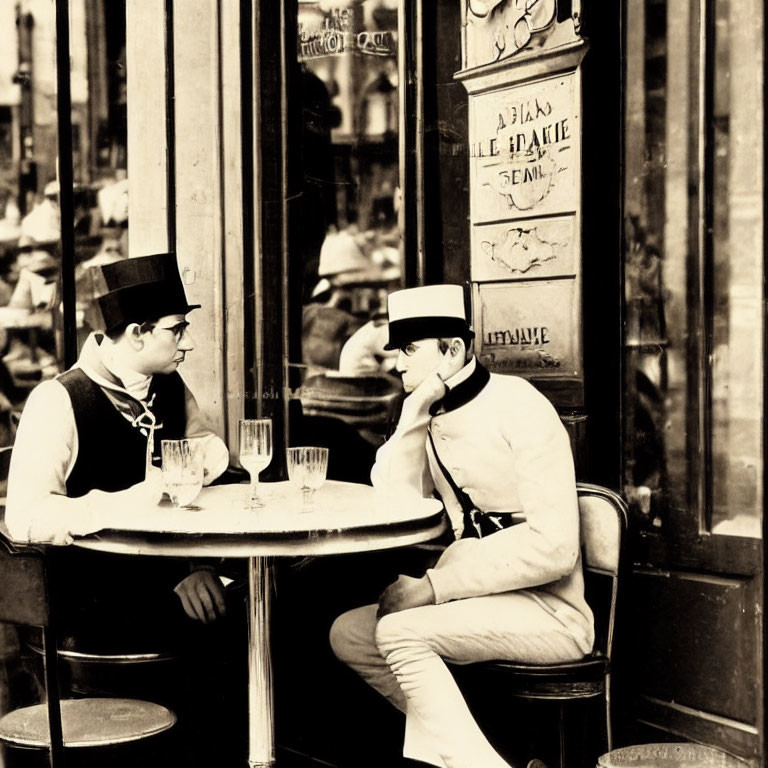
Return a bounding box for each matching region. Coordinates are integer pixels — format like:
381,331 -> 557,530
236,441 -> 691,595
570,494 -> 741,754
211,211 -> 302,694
710,0 -> 763,537
0,3 -> 63,465
0,2 -> 129,480
623,0 -> 763,538
295,0 -> 403,445
71,0 -> 128,354
623,0 -> 684,528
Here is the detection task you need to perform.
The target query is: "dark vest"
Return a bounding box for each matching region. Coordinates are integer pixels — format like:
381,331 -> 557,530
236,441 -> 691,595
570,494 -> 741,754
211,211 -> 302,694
59,367 -> 187,496
51,368 -> 189,653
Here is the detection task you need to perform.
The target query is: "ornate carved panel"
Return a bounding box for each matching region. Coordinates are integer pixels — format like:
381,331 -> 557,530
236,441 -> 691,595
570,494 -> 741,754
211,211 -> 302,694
471,215 -> 576,281
464,0 -> 558,70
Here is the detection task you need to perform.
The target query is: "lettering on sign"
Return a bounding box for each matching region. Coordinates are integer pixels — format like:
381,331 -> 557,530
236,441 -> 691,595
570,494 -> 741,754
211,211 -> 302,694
477,280 -> 580,377
471,75 -> 578,220
298,11 -> 396,59
485,326 -> 550,346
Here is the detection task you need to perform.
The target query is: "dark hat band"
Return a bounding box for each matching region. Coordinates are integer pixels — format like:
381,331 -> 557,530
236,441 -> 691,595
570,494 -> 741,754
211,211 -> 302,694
97,282 -> 200,333
384,316 -> 473,351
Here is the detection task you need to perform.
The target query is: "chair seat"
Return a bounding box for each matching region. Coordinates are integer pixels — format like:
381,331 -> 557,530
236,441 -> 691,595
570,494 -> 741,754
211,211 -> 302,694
597,743 -> 749,767
452,654 -> 609,700
29,641 -> 176,664
0,698 -> 176,748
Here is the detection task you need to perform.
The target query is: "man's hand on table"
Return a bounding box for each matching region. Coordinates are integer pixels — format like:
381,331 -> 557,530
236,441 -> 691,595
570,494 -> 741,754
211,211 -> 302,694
377,574 -> 435,618
174,569 -> 228,623
120,466 -> 164,507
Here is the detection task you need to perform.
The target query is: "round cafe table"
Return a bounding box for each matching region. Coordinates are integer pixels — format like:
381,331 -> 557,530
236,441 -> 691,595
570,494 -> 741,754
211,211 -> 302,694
73,480 -> 447,768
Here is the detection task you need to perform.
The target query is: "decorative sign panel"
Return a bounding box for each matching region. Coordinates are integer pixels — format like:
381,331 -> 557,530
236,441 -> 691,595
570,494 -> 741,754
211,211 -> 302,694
469,73 -> 580,223
464,0 -> 558,70
471,215 -> 576,281
475,280 -> 581,377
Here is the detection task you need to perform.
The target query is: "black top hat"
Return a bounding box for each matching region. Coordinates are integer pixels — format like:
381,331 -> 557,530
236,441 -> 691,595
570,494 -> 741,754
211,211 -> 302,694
94,252 -> 200,333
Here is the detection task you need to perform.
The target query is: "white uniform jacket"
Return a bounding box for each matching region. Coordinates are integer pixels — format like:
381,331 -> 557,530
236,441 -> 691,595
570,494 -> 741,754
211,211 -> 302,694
371,357 -> 594,654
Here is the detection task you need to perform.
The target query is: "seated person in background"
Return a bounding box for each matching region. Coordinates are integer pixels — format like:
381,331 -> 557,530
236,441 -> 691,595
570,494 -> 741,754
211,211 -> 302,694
302,228 -> 372,371
330,285 -> 593,768
75,233 -> 126,338
338,314 -> 398,376
5,252 -> 230,647
7,246 -> 58,314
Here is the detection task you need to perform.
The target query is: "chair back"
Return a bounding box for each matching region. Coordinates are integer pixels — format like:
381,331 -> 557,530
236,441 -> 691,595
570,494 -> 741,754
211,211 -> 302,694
0,530 -> 65,764
577,483 -> 627,661
0,533 -> 49,628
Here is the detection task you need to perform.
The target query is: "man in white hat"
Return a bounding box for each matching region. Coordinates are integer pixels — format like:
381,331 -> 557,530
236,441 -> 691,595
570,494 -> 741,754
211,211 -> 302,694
330,284 -> 593,768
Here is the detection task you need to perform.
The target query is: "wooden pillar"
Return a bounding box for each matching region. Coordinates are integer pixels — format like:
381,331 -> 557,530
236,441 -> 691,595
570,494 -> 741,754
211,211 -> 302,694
172,0 -> 226,437
126,0 -> 169,255
126,0 -> 245,451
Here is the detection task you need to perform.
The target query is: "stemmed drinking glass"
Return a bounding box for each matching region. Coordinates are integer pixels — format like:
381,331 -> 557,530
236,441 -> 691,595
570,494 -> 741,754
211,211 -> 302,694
238,418 -> 273,508
286,446 -> 329,512
161,439 -> 205,509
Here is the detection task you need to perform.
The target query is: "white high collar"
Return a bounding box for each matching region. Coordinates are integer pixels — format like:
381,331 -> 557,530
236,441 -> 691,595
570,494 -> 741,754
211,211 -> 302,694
444,356 -> 476,390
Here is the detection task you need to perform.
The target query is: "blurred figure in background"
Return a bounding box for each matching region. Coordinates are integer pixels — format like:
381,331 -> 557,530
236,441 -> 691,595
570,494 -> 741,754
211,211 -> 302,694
338,314 -> 398,376
302,228 -> 370,372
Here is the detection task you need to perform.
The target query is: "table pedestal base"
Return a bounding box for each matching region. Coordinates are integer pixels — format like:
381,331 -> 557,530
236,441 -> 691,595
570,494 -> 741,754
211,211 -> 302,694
248,556 -> 274,768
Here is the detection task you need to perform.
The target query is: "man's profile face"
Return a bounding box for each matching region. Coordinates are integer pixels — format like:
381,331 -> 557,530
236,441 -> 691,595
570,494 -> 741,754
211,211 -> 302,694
135,312 -> 194,375
396,338 -> 442,393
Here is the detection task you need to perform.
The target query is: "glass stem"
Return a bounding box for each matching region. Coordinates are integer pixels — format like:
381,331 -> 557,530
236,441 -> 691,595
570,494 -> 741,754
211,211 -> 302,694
251,474 -> 260,503
301,488 -> 313,508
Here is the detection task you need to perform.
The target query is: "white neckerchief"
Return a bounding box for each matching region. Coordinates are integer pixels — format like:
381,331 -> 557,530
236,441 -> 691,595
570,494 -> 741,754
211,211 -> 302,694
100,341 -> 153,402
96,339 -> 158,468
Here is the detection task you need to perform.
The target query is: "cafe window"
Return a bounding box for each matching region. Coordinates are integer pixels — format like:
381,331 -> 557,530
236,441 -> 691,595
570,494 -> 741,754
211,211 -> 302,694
291,0 -> 405,446
0,0 -> 130,456
623,0 -> 763,537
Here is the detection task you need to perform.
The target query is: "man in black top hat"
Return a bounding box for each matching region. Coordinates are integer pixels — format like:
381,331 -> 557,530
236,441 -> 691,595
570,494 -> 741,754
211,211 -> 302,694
6,252 -> 231,648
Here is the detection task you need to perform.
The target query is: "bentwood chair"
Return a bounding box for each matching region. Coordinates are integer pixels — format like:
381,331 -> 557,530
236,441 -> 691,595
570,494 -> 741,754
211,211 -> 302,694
0,531 -> 176,767
451,483 -> 627,768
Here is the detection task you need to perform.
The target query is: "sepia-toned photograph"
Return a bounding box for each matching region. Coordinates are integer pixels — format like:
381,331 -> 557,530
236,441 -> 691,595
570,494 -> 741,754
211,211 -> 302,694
0,1 -> 763,767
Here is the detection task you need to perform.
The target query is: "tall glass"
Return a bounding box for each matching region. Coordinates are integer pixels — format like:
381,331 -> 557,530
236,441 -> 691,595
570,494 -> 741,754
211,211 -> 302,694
239,418 -> 273,508
161,439 -> 204,508
286,446 -> 329,511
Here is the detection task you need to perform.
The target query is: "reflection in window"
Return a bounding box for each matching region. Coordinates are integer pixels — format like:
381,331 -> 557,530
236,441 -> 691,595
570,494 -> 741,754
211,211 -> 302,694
623,0 -> 763,537
709,0 -> 763,535
0,0 -> 129,464
295,0 -> 403,445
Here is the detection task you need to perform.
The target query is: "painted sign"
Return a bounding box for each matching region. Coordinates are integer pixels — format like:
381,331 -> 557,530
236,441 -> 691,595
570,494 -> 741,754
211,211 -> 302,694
469,73 -> 579,223
471,215 -> 576,281
475,280 -> 580,376
298,8 -> 396,60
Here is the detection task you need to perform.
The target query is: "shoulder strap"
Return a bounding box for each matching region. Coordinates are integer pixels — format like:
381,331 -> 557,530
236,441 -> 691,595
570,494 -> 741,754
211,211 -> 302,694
427,430 -> 483,538
426,429 -> 479,516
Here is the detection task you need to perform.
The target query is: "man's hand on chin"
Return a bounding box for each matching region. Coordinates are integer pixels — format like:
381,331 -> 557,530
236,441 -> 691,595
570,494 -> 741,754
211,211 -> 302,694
377,574 -> 435,618
174,569 -> 227,623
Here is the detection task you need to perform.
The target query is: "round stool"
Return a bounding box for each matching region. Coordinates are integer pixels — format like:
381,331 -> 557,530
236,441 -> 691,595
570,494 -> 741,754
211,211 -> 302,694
597,743 -> 748,768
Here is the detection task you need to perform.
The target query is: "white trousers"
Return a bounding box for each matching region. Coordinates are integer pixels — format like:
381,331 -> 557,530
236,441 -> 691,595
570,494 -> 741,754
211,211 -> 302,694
330,592 -> 584,768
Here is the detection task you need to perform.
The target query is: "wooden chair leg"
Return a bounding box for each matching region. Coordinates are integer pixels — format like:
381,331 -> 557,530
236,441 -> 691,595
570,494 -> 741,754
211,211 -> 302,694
605,673 -> 613,752
558,701 -> 566,768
